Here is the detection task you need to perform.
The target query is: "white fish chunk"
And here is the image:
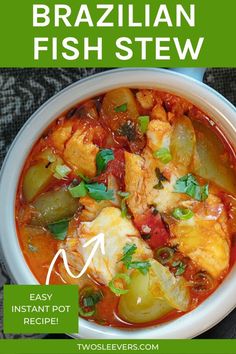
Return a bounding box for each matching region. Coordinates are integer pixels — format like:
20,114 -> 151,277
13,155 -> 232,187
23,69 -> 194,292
64,128 -> 99,177
170,201 -> 230,279
62,207 -> 153,285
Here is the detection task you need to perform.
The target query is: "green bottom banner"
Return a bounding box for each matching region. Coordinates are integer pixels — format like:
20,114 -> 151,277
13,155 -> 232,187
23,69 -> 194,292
0,339 -> 235,354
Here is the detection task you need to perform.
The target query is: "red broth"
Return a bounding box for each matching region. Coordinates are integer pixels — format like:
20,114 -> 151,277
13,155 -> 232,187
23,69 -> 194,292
15,88 -> 236,328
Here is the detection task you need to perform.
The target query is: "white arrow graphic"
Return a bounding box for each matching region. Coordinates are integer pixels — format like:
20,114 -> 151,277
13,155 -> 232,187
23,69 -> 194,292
45,233 -> 105,285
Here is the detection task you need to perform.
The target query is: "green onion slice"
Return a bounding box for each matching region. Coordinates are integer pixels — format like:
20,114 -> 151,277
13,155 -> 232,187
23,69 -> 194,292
153,148 -> 172,164
172,208 -> 194,220
108,273 -> 131,295
138,116 -> 150,133
154,247 -> 174,265
118,191 -> 130,218
69,181 -> 87,198
53,164 -> 71,179
120,199 -> 129,218
172,260 -> 187,276
78,306 -> 95,317
174,174 -> 209,201
69,180 -> 114,201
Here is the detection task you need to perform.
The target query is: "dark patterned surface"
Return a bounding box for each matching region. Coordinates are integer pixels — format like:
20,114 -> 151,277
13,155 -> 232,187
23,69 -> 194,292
0,68 -> 235,339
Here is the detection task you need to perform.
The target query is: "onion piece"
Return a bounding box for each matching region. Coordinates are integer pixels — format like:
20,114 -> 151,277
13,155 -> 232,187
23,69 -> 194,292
192,127 -> 236,194
101,88 -> 139,132
170,115 -> 196,174
118,270 -> 173,324
150,260 -> 190,311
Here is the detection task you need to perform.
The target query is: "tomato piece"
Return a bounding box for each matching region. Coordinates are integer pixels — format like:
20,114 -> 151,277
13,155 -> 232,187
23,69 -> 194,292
95,287 -> 119,325
134,210 -> 169,249
107,149 -> 125,183
92,125 -> 107,147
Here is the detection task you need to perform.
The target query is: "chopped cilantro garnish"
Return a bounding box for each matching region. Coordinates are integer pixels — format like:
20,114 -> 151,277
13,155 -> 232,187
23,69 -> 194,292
174,174 -> 209,201
48,219 -> 70,241
69,180 -> 114,202
96,149 -> 114,175
86,182 -> 115,201
120,243 -> 151,275
126,261 -> 151,275
120,243 -> 137,264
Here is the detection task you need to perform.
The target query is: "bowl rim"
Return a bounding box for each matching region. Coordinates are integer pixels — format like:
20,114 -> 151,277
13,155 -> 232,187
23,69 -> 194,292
0,67 -> 236,339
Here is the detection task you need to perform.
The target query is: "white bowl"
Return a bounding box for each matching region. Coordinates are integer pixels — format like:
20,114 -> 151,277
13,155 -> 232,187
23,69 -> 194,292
0,68 -> 236,339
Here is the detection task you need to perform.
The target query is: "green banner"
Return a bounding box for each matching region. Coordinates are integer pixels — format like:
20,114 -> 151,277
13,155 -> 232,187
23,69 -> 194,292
0,339 -> 236,354
3,285 -> 79,334
0,0 -> 235,67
